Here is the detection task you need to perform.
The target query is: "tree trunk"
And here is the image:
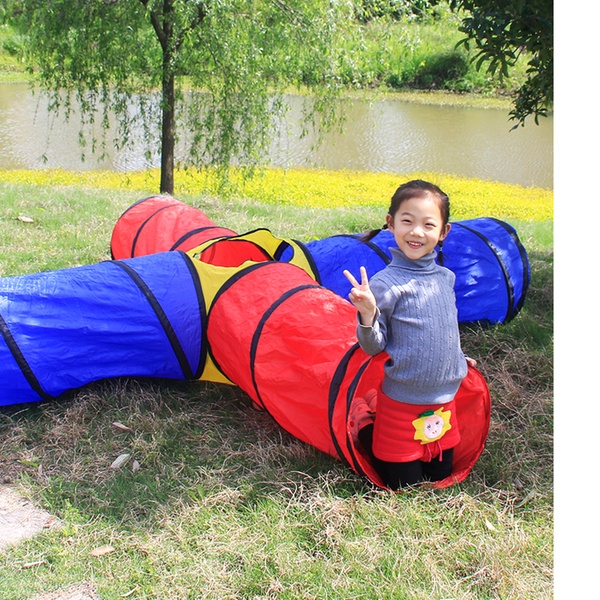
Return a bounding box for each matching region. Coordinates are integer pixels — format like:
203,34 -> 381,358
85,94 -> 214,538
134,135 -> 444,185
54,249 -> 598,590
157,0 -> 176,195
160,69 -> 176,195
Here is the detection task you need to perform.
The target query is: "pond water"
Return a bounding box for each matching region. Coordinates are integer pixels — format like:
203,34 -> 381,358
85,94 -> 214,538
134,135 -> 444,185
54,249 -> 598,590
0,83 -> 553,189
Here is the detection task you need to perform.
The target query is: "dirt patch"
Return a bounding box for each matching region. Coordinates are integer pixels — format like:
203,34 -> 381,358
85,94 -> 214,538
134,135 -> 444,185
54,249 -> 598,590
0,487 -> 102,599
0,485 -> 60,549
28,583 -> 101,600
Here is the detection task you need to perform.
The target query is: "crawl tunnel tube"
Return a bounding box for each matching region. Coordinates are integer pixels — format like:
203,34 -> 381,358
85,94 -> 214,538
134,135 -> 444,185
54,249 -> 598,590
0,231 -> 491,489
199,257 -> 491,489
111,196 -> 530,325
0,231 -> 314,406
0,252 -> 205,406
110,195 -> 238,257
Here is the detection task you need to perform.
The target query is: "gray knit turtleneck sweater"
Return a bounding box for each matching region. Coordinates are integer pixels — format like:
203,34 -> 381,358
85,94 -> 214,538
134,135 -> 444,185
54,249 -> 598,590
356,246 -> 467,405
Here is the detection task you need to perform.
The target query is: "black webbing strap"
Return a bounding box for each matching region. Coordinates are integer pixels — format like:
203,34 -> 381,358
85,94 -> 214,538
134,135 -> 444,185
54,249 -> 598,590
112,259 -> 195,380
129,204 -> 172,258
489,217 -> 531,319
0,312 -> 54,401
249,283 -> 319,409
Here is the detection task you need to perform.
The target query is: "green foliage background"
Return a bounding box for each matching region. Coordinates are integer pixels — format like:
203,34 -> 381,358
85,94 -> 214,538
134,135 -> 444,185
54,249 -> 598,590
1,3 -> 530,96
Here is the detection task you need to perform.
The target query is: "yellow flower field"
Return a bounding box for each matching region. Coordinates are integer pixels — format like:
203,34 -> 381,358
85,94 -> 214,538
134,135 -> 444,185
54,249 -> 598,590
0,167 -> 553,222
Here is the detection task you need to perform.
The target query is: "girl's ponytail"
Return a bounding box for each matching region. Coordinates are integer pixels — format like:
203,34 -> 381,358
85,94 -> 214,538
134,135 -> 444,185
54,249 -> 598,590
437,240 -> 445,266
360,223 -> 387,243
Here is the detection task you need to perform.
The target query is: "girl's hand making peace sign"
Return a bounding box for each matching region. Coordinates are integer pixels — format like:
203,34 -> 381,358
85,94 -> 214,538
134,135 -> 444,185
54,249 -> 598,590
343,266 -> 378,327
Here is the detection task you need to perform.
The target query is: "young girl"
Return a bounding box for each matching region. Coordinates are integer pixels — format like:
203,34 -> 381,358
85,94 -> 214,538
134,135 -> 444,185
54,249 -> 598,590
343,179 -> 476,490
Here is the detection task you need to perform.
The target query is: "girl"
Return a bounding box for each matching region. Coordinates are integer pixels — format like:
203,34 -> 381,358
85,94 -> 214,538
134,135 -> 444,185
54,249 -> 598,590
343,179 -> 476,490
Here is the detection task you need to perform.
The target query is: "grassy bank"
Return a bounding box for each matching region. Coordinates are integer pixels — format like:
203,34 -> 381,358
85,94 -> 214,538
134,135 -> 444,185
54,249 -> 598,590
0,169 -> 553,599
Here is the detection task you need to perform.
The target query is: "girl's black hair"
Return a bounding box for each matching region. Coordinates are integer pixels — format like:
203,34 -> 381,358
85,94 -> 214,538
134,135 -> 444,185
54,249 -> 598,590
360,179 -> 450,265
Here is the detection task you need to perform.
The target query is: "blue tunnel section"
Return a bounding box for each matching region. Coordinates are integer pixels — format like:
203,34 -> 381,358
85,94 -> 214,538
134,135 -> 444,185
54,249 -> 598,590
442,218 -> 530,324
281,217 -> 530,325
0,251 -> 205,406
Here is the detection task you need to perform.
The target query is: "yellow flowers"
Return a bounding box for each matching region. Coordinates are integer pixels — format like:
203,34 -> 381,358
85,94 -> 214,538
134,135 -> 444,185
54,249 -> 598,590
0,167 -> 553,222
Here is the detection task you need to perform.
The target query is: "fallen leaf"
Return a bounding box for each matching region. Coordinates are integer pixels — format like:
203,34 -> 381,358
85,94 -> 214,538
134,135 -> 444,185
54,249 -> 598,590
484,519 -> 497,531
112,422 -> 132,432
516,489 -> 537,508
16,215 -> 34,223
43,516 -> 59,529
132,460 -> 141,473
91,545 -> 115,557
110,453 -> 131,469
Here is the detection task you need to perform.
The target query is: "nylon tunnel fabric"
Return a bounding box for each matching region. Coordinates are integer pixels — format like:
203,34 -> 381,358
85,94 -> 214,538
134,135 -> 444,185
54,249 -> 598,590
188,228 -> 318,281
0,252 -> 205,406
111,196 -> 529,325
110,195 -> 238,258
448,219 -> 531,323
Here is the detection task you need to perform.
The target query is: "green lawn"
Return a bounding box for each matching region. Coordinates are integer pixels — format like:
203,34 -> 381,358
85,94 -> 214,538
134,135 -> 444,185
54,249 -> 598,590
0,169 -> 553,599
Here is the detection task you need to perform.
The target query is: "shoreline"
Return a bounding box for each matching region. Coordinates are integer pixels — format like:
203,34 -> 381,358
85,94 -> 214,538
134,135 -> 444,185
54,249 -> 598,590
0,72 -> 519,113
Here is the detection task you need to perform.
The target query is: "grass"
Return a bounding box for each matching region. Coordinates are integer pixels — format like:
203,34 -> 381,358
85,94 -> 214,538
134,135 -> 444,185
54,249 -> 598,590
0,168 -> 553,599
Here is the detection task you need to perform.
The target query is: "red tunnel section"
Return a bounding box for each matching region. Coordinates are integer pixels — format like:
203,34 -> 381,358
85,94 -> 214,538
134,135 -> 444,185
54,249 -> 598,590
111,195 -> 273,267
205,260 -> 490,489
110,196 -> 236,258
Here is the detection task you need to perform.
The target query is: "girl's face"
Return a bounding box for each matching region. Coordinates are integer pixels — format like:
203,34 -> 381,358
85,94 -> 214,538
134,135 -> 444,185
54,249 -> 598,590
386,194 -> 450,260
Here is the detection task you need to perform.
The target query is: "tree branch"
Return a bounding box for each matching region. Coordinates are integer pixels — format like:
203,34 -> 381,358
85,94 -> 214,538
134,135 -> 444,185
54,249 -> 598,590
138,0 -> 167,50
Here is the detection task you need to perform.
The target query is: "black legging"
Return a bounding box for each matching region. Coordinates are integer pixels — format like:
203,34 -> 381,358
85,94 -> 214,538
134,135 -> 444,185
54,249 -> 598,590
358,423 -> 454,490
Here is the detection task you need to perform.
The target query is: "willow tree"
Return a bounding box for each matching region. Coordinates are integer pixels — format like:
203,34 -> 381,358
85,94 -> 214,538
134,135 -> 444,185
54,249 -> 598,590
7,0 -> 355,194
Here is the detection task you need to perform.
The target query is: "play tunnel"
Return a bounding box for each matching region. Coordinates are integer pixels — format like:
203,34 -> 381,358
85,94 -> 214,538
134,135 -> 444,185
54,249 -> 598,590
111,196 -> 530,325
200,257 -> 490,489
0,232 -> 491,489
110,195 -> 238,257
0,229 -> 315,405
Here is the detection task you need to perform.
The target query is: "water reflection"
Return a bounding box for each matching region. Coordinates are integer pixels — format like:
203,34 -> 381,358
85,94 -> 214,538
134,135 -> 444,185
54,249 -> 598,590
270,97 -> 553,189
0,83 -> 553,189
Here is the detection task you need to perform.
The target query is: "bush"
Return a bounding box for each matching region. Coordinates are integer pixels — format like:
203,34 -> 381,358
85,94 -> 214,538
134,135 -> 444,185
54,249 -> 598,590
340,7 -> 528,95
395,50 -> 470,88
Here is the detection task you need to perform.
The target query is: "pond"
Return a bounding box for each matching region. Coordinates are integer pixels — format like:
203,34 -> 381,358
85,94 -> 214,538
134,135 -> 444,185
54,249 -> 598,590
0,83 -> 553,189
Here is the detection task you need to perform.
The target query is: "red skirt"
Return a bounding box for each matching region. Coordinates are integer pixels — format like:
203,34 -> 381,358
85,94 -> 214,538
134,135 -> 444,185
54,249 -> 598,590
372,388 -> 461,463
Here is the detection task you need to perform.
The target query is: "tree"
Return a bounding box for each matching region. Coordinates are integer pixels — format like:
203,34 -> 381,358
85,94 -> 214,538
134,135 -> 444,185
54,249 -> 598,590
6,0 -> 355,194
450,0 -> 553,127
